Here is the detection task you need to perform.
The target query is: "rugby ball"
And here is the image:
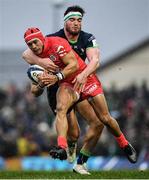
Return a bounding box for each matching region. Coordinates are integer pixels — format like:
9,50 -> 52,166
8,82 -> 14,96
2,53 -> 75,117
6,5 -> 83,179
27,65 -> 44,84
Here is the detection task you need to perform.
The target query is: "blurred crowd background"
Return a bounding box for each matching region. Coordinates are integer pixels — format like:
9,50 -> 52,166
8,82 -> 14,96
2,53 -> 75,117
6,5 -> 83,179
0,0 -> 149,167
0,81 -> 148,162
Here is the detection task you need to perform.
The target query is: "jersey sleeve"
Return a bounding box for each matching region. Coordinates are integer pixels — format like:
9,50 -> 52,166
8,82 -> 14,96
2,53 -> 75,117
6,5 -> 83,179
54,38 -> 72,58
86,34 -> 99,49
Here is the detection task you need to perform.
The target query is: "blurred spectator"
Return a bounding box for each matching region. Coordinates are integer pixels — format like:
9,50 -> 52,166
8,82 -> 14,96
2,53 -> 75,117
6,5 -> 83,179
0,81 -> 148,160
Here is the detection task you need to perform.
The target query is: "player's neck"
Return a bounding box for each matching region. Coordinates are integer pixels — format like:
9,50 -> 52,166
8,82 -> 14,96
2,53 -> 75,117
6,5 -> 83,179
64,29 -> 79,42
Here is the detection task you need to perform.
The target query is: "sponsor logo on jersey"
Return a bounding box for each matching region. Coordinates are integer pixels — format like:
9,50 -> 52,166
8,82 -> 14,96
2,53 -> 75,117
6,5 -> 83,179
84,83 -> 98,94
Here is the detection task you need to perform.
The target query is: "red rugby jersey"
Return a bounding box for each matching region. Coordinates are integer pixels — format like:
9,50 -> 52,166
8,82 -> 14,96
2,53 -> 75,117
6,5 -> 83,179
39,36 -> 87,82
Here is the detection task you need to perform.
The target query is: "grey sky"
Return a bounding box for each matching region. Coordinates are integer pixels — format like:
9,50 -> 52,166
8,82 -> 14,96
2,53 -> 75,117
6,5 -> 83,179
0,0 -> 149,62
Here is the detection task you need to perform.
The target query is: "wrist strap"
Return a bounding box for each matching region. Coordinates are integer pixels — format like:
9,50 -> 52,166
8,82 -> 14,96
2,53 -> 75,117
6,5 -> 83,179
55,72 -> 65,81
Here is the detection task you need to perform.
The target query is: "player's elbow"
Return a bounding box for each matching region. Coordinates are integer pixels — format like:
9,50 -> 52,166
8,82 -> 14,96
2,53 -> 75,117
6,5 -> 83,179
22,50 -> 32,64
31,85 -> 43,97
31,90 -> 42,97
22,52 -> 25,60
22,51 -> 27,60
31,88 -> 39,97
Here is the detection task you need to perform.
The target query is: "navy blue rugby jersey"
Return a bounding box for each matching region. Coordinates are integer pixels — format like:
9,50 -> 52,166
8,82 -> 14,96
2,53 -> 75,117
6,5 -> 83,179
46,29 -> 98,61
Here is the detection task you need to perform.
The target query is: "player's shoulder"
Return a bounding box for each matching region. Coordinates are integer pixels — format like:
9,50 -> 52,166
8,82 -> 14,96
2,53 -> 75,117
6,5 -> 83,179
79,31 -> 98,48
80,30 -> 96,41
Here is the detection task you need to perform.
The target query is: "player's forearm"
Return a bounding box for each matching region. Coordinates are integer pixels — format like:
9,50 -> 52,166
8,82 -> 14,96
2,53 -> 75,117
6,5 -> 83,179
22,49 -> 42,65
81,58 -> 99,78
83,47 -> 100,77
61,61 -> 79,78
31,84 -> 44,97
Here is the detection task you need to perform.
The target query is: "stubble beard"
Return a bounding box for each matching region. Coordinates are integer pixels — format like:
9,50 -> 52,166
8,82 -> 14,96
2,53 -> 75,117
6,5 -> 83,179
66,26 -> 81,36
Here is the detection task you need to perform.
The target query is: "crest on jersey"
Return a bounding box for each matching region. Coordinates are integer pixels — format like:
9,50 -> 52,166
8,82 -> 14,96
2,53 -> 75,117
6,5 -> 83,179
49,54 -> 56,61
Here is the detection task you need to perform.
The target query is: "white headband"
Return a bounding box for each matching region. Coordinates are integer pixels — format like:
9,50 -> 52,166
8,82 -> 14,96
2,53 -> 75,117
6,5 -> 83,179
64,11 -> 82,22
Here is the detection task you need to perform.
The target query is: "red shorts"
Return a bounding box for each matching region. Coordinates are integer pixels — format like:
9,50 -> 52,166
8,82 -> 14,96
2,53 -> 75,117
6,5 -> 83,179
61,74 -> 103,100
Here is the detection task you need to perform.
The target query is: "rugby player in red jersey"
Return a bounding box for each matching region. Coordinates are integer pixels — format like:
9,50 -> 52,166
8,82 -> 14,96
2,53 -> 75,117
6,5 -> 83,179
23,6 -> 104,175
24,27 -> 137,170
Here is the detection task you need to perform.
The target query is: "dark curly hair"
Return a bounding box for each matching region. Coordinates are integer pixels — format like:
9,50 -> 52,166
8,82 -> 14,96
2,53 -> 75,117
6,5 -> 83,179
64,5 -> 85,17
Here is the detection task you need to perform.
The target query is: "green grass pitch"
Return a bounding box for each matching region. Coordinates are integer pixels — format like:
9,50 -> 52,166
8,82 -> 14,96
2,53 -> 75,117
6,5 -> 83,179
0,170 -> 149,179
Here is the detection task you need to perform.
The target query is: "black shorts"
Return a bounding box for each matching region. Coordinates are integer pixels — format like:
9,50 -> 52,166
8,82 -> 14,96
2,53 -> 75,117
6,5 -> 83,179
47,83 -> 59,115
